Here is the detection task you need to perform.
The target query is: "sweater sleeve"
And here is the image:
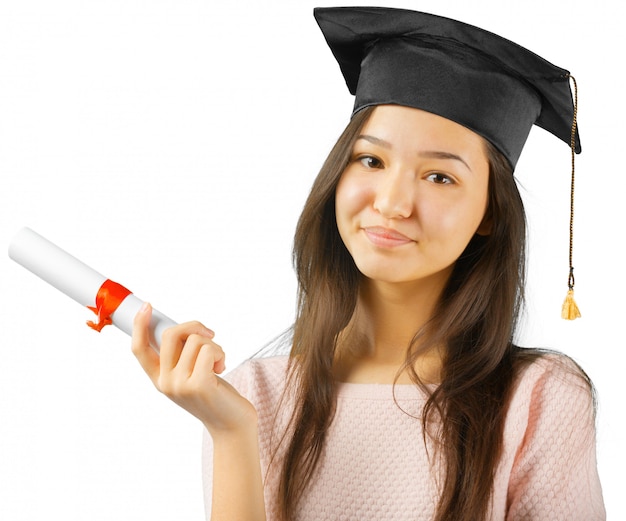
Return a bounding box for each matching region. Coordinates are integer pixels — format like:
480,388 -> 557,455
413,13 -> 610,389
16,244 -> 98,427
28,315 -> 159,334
506,356 -> 605,520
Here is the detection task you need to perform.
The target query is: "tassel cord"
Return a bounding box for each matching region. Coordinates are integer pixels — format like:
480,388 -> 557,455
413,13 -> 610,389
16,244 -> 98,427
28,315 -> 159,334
562,74 -> 581,320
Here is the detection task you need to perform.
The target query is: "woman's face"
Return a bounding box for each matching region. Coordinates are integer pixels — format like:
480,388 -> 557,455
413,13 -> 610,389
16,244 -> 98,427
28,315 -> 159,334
335,104 -> 491,286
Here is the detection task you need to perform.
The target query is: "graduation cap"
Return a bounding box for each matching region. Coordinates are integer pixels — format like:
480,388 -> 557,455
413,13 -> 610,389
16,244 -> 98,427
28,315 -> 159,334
314,6 -> 581,319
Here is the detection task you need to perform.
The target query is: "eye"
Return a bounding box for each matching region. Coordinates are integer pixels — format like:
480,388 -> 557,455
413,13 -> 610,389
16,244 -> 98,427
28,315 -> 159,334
426,172 -> 454,185
357,155 -> 384,169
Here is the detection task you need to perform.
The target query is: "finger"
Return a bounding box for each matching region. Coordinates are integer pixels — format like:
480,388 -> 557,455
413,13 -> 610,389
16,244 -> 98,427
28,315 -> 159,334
159,321 -> 216,372
213,346 -> 226,374
175,336 -> 224,379
174,333 -> 211,377
193,342 -> 227,383
204,341 -> 226,374
131,302 -> 161,383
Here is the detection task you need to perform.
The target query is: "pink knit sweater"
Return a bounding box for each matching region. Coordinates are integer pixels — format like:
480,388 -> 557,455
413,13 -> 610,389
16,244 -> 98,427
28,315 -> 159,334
202,354 -> 605,520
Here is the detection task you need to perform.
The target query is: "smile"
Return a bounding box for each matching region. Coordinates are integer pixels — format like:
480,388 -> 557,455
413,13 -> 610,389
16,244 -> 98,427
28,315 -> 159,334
363,226 -> 415,248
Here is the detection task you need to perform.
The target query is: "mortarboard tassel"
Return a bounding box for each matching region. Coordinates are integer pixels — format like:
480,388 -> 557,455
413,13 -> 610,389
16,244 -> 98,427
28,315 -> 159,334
562,289 -> 581,320
561,267 -> 581,319
562,75 -> 580,320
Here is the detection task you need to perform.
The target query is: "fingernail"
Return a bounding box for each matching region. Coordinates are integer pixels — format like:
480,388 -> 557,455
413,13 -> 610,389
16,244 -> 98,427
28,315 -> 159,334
140,302 -> 150,313
204,327 -> 215,337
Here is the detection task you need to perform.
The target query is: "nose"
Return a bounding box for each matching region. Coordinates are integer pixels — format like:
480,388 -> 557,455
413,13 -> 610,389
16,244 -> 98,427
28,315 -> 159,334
372,169 -> 414,219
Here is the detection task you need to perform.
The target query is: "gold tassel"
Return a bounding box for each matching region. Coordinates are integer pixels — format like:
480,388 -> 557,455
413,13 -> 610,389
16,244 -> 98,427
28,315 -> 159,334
562,75 -> 581,321
561,289 -> 581,320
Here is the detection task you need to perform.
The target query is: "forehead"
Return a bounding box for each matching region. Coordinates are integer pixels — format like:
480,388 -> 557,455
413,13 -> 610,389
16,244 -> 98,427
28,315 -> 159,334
359,105 -> 490,167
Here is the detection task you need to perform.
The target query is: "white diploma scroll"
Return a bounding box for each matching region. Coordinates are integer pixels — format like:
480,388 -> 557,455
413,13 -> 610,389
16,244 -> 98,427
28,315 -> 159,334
8,227 -> 176,352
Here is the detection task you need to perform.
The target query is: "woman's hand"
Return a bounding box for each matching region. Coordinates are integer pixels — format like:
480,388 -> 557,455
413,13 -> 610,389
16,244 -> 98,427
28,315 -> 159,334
131,303 -> 258,439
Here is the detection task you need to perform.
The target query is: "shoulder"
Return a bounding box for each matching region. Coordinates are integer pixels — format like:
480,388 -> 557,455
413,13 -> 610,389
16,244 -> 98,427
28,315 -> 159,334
505,350 -> 596,451
512,351 -> 594,410
224,354 -> 290,384
223,355 -> 291,411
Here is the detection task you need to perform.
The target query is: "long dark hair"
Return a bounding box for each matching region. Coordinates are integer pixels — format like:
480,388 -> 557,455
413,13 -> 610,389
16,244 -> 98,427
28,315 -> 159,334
272,105 -> 577,520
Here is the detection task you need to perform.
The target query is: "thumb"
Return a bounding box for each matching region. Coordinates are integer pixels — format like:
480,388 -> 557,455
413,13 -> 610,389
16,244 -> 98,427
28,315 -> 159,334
132,302 -> 160,382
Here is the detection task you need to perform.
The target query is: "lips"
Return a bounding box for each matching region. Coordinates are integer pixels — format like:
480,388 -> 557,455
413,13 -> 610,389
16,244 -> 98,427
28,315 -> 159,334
363,226 -> 414,247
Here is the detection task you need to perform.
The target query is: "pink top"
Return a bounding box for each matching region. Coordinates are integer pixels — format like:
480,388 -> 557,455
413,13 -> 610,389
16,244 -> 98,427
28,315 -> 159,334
202,354 -> 605,520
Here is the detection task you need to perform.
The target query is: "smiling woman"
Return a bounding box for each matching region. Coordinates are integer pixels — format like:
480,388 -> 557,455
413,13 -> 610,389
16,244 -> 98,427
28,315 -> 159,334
126,6 -> 605,521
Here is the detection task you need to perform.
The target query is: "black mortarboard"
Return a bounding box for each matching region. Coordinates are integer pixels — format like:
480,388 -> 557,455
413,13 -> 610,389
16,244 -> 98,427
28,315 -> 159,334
314,6 -> 580,170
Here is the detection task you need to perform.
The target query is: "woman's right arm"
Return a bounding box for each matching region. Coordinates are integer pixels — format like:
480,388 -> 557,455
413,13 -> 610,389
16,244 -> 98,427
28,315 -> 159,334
132,303 -> 266,521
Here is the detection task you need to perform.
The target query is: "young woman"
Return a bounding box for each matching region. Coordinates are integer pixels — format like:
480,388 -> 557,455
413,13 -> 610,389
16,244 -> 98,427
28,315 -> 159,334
132,7 -> 605,521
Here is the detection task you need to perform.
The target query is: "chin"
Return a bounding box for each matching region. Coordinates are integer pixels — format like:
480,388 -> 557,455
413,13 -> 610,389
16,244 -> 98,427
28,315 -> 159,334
356,265 -> 419,285
355,259 -> 455,287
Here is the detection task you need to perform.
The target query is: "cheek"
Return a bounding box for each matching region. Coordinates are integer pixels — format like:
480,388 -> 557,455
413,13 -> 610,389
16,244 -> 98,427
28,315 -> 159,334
335,174 -> 374,225
422,191 -> 488,245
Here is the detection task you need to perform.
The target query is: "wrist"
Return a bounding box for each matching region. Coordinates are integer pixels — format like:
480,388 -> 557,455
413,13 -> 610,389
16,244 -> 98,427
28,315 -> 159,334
206,421 -> 259,448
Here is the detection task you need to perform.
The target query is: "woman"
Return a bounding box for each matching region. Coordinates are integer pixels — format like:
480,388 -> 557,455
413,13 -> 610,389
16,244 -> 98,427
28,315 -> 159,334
132,7 -> 605,520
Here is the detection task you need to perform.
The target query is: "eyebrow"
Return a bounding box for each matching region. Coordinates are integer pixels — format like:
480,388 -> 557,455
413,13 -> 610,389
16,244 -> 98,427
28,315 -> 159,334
356,134 -> 392,148
356,134 -> 472,172
419,151 -> 472,172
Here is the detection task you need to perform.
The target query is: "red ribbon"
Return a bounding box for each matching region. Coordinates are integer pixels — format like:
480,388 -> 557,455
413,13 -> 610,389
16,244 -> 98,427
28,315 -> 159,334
86,279 -> 132,332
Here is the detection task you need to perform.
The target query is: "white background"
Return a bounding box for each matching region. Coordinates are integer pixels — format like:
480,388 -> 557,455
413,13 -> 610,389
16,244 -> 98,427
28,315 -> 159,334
0,0 -> 622,519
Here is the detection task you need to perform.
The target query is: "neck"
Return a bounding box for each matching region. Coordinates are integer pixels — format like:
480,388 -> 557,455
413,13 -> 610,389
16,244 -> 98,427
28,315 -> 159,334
336,270 -> 451,384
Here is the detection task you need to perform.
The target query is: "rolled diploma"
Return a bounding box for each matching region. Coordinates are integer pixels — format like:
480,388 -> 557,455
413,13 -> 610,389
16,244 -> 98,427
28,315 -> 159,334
8,227 -> 176,352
